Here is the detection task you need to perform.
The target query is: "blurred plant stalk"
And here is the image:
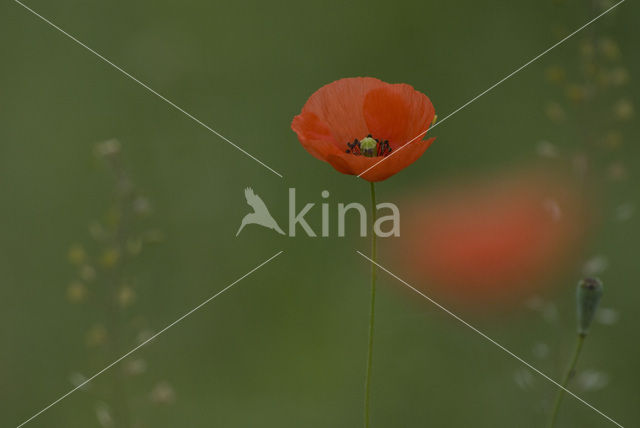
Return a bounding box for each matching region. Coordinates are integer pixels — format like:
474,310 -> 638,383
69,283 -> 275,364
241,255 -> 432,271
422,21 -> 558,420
102,139 -> 136,428
68,139 -> 165,427
544,0 -> 626,421
548,278 -> 603,428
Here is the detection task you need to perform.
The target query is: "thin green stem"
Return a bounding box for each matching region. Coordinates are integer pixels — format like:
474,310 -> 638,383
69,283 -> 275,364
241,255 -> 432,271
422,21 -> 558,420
364,182 -> 377,428
548,334 -> 586,428
105,161 -> 133,428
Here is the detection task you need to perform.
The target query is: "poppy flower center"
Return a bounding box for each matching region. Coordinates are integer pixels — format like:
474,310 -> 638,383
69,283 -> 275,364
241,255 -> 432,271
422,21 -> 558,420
345,135 -> 393,158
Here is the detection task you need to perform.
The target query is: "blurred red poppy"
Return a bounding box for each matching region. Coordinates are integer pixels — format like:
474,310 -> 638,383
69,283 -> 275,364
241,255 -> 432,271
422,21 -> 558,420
291,77 -> 436,182
395,168 -> 590,305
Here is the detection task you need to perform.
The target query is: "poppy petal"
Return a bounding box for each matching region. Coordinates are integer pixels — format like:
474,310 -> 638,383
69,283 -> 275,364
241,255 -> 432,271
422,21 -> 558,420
291,111 -> 340,161
363,83 -> 435,149
396,168 -> 587,306
301,77 -> 386,144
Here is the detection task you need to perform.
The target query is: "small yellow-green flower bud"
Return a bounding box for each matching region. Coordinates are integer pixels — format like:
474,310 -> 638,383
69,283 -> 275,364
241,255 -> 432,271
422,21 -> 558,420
85,324 -> 108,347
577,277 -> 603,337
613,99 -> 634,121
68,244 -> 86,265
117,285 -> 136,308
100,247 -> 120,269
67,281 -> 87,303
359,137 -> 378,157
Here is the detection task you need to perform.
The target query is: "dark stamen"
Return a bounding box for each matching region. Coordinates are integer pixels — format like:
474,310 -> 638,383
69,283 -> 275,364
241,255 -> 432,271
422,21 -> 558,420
344,135 -> 393,158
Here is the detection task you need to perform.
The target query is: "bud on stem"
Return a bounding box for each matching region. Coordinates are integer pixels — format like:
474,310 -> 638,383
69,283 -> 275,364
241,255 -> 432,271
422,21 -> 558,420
548,278 -> 604,428
577,277 -> 603,336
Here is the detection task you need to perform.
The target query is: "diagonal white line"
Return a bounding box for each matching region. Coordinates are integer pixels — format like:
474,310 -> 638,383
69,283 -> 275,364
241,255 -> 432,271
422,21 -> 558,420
357,0 -> 625,179
14,0 -> 283,178
15,250 -> 284,428
356,251 -> 625,427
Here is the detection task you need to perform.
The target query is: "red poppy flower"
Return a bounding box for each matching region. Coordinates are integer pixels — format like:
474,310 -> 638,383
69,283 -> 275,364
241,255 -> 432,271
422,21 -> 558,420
291,77 -> 436,182
393,168 -> 590,306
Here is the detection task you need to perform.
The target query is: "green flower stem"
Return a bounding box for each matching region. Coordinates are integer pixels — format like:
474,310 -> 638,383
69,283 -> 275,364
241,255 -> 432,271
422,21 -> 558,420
364,181 -> 377,428
107,159 -> 133,428
548,334 -> 586,428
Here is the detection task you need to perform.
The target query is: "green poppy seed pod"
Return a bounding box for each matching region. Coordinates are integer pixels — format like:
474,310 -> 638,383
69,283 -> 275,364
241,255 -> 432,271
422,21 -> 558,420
577,277 -> 603,336
359,137 -> 378,157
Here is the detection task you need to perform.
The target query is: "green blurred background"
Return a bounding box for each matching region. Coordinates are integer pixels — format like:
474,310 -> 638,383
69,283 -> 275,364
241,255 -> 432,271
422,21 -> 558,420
1,0 -> 638,426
